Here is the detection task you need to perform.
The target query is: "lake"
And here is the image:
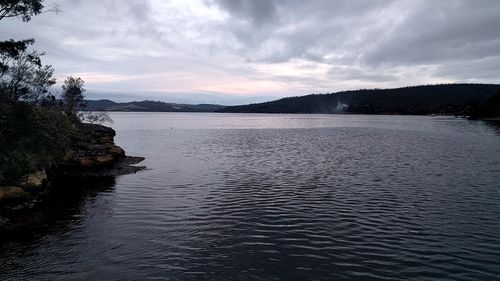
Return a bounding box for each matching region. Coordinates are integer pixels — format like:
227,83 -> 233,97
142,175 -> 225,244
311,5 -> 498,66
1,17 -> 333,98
1,113 -> 500,280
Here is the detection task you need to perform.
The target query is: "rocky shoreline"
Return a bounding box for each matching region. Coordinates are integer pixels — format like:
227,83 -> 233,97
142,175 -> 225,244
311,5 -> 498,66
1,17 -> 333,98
0,123 -> 145,213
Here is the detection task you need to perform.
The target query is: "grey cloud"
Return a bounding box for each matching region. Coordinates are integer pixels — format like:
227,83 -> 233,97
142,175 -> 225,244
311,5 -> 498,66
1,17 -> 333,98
212,0 -> 395,63
212,0 -> 278,27
363,0 -> 500,66
0,0 -> 498,104
435,55 -> 500,81
212,0 -> 500,80
328,66 -> 399,82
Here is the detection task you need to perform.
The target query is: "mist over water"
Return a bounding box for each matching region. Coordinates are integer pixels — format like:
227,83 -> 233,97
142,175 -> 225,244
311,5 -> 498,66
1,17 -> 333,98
2,113 -> 500,280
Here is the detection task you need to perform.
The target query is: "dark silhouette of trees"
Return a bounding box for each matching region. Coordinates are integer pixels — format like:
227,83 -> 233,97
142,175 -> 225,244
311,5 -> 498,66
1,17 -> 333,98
61,76 -> 86,122
0,0 -> 56,105
470,91 -> 500,119
0,40 -> 55,104
0,100 -> 72,184
220,84 -> 500,115
0,0 -> 44,22
61,76 -> 113,124
0,0 -> 70,184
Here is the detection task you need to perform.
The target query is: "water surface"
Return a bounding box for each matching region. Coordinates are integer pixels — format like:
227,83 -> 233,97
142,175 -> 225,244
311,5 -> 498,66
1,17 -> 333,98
1,113 -> 500,280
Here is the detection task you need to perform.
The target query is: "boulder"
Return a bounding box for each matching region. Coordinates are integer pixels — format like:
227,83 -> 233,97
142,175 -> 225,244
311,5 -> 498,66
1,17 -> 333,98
21,169 -> 47,189
61,123 -> 126,168
54,123 -> 145,178
0,186 -> 29,203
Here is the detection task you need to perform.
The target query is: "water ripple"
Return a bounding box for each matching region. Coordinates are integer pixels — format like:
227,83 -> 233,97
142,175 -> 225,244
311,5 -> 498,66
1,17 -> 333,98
2,115 -> 500,280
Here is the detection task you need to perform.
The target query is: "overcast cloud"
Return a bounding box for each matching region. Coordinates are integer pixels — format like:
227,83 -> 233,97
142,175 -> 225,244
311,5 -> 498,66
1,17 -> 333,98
0,0 -> 499,104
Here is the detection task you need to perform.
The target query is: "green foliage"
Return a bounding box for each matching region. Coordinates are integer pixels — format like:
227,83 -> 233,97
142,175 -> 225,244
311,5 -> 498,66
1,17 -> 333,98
0,0 -> 76,185
61,76 -> 86,123
0,99 -> 73,184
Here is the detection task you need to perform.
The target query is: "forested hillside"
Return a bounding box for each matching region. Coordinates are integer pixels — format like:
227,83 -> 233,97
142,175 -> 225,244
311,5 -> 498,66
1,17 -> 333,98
86,100 -> 225,112
220,84 -> 500,115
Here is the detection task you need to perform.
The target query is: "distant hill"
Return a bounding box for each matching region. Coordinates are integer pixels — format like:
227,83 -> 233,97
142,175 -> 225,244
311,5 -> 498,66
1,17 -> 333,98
85,100 -> 226,112
219,84 -> 500,115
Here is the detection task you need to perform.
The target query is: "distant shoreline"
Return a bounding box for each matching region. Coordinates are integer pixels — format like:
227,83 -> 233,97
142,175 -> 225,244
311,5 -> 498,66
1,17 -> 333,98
86,83 -> 500,116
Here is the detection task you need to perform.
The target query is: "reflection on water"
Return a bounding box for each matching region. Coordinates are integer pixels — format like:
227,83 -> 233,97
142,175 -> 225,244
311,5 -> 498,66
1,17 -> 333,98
1,113 -> 500,281
481,120 -> 500,135
0,177 -> 116,243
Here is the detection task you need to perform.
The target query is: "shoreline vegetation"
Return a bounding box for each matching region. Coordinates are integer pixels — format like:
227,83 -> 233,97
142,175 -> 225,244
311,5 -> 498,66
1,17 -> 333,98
0,1 -> 144,215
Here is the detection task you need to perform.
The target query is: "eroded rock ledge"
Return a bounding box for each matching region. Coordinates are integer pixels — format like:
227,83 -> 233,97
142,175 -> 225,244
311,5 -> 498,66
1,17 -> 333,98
56,123 -> 145,177
0,123 -> 145,211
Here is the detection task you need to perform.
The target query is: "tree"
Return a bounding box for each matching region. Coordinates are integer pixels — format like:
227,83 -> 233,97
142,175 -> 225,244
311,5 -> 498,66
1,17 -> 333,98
0,0 -> 69,185
0,38 -> 34,74
79,110 -> 113,124
61,76 -> 86,122
0,101 -> 72,184
0,40 -> 56,104
470,91 -> 500,119
1,0 -> 56,105
0,0 -> 44,22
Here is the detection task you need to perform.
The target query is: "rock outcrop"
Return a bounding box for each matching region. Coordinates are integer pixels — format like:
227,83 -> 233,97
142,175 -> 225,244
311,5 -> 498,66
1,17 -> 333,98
63,124 -> 125,167
22,170 -> 47,189
50,124 -> 145,177
53,123 -> 145,177
0,123 -> 145,212
0,186 -> 29,205
0,170 -> 47,209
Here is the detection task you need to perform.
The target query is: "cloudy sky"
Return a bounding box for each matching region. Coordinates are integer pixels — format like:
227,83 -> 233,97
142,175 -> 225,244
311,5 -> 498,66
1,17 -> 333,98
1,0 -> 499,104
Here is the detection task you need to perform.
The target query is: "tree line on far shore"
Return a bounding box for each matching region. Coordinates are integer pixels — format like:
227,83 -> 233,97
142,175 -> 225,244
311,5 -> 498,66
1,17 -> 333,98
220,84 -> 500,117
